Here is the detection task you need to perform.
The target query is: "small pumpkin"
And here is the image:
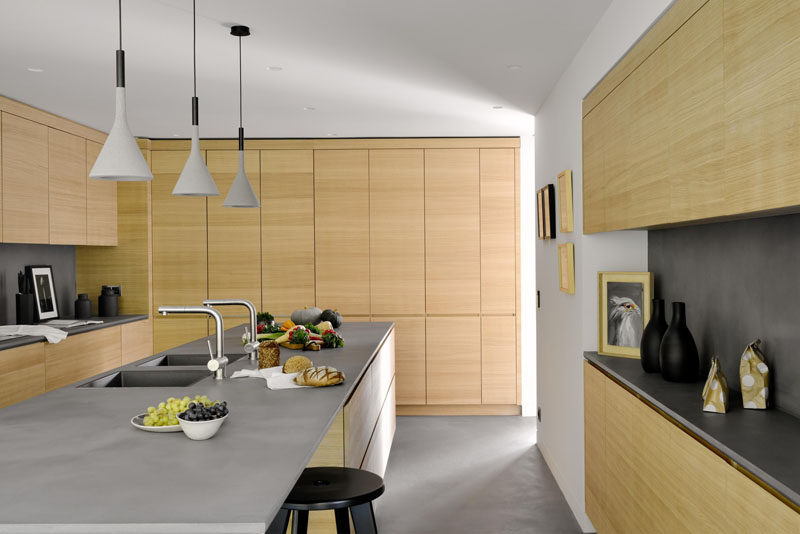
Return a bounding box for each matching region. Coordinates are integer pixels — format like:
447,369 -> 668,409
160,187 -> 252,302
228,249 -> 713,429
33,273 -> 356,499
291,307 -> 323,326
320,309 -> 343,328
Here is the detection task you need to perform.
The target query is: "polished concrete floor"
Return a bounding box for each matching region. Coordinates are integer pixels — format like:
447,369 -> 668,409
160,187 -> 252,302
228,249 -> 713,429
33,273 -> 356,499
377,416 -> 581,534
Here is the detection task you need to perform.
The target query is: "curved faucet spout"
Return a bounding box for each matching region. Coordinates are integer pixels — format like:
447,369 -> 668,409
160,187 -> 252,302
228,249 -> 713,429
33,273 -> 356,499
157,306 -> 227,379
202,299 -> 258,361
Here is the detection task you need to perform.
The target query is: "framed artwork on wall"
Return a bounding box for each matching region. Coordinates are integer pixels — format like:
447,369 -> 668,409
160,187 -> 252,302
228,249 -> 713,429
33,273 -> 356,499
558,169 -> 574,233
597,271 -> 653,359
537,184 -> 556,239
537,188 -> 545,239
558,243 -> 575,294
25,265 -> 59,321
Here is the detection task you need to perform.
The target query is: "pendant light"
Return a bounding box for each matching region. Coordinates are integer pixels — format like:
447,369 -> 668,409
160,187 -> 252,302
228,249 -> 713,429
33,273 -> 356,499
173,0 -> 219,196
89,0 -> 153,181
223,25 -> 260,208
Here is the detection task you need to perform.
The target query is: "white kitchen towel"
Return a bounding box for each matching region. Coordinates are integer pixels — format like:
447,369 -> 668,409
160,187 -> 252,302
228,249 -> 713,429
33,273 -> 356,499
230,366 -> 309,390
0,325 -> 68,344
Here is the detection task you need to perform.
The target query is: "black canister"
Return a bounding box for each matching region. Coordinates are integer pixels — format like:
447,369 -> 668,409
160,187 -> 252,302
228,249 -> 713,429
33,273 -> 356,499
98,286 -> 119,317
16,293 -> 35,324
75,293 -> 92,319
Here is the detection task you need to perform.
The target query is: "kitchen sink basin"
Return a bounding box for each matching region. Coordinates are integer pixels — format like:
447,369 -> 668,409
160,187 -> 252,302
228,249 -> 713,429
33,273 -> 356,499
137,353 -> 247,367
77,369 -> 210,388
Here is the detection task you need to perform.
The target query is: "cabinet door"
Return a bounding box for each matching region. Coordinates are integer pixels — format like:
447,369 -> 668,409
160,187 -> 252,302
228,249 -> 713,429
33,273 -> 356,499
1,113 -> 49,243
582,104 -> 607,234
425,149 -> 480,314
207,150 -> 261,325
0,343 -> 45,409
369,149 -> 425,315
726,465 -> 800,532
583,363 -> 607,533
261,150 -> 315,316
479,148 -> 515,315
480,317 -> 515,404
314,150 -> 370,316
724,1 -> 800,215
426,316 -> 480,404
86,140 -> 118,245
379,316 -> 425,405
121,319 -> 153,365
48,129 -> 86,244
45,327 -> 121,391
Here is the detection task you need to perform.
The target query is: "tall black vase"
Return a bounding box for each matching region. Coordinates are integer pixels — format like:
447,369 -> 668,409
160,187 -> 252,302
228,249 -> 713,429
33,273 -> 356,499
659,302 -> 699,382
640,299 -> 667,373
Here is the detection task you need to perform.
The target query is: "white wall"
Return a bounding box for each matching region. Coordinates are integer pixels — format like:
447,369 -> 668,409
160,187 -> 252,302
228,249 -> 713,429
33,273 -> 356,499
534,1 -> 673,531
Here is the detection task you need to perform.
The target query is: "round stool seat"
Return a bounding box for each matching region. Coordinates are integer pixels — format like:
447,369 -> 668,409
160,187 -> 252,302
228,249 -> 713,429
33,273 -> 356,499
283,467 -> 385,511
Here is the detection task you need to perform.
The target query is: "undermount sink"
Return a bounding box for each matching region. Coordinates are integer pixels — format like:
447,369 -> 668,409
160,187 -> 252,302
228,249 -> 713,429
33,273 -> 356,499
137,353 -> 247,367
77,369 -> 210,388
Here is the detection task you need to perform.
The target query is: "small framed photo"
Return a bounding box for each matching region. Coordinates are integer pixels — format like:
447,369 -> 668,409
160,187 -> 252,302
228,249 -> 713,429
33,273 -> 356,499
558,169 -> 574,233
598,271 -> 653,359
537,188 -> 545,239
26,265 -> 58,321
537,184 -> 556,239
558,243 -> 575,294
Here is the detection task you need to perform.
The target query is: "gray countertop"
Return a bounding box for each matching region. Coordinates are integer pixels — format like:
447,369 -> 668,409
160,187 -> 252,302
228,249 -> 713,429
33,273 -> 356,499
0,315 -> 148,351
0,321 -> 393,533
585,351 -> 800,508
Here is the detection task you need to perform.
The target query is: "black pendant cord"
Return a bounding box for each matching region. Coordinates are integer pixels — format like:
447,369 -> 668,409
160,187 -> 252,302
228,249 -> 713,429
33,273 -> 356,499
191,0 -> 198,126
238,34 -> 244,150
118,0 -> 122,50
116,0 -> 125,88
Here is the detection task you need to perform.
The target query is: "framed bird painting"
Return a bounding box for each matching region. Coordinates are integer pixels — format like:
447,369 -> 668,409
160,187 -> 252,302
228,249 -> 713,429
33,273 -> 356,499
598,271 -> 653,358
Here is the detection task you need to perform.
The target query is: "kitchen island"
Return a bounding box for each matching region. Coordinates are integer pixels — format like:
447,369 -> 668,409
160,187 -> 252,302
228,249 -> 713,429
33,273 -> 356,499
0,321 -> 395,533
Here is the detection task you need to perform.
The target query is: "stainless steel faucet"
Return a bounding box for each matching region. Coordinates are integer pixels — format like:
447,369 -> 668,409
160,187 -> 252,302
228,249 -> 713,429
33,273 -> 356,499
157,305 -> 228,379
202,299 -> 258,361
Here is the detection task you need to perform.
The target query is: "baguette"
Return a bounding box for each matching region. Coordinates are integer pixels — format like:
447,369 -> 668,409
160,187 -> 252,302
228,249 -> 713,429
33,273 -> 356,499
294,366 -> 345,387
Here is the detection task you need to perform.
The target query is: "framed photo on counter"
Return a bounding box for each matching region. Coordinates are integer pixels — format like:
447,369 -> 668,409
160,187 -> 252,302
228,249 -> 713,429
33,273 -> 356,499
26,265 -> 58,321
597,271 -> 653,358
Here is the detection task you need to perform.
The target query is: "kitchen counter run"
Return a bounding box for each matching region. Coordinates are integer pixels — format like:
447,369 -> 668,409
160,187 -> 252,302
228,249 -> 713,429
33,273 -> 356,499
0,315 -> 148,351
0,321 -> 394,533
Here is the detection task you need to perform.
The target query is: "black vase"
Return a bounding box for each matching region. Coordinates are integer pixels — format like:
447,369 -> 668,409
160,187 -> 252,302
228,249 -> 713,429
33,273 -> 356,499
659,302 -> 699,382
640,299 -> 667,373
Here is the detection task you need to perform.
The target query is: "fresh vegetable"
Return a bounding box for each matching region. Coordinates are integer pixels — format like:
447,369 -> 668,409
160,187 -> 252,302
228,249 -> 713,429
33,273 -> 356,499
257,332 -> 284,341
257,311 -> 274,325
289,328 -> 310,345
316,321 -> 334,333
291,307 -> 323,326
258,323 -> 282,334
322,330 -> 344,348
304,323 -> 321,335
320,309 -> 343,328
281,319 -> 295,331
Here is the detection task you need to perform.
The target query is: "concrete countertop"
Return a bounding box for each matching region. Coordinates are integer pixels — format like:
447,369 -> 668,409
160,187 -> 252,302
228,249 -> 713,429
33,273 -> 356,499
0,321 -> 394,533
585,351 -> 800,508
0,315 -> 149,351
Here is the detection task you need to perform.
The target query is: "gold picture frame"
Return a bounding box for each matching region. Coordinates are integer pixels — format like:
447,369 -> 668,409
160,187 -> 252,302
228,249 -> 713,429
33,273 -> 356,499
537,184 -> 556,239
537,188 -> 544,239
558,169 -> 574,233
558,243 -> 575,294
598,271 -> 653,358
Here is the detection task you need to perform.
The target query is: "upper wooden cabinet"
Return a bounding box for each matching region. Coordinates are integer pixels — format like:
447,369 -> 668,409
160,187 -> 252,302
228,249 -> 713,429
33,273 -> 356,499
314,150 -> 370,316
1,113 -> 49,243
49,129 -> 87,245
261,150 -> 315,316
369,149 -> 425,316
425,149 -> 481,314
85,140 -> 118,246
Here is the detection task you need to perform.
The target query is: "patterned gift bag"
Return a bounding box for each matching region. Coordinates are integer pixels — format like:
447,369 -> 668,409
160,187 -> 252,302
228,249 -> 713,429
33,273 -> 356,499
702,357 -> 729,413
740,339 -> 769,410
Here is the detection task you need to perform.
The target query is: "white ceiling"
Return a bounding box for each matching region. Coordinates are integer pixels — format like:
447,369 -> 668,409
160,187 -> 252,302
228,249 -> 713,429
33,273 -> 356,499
0,0 -> 611,138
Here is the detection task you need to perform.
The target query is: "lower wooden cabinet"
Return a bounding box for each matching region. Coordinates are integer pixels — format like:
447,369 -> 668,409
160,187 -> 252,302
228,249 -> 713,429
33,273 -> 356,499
426,316 -> 481,404
0,343 -> 45,409
121,319 -> 154,365
45,326 -> 121,391
584,361 -> 800,533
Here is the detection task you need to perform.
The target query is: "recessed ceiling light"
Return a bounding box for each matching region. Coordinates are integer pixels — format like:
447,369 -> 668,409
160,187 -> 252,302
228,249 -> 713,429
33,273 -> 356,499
326,133 -> 337,137
492,105 -> 504,110
267,66 -> 283,71
506,64 -> 522,70
172,134 -> 181,137
26,67 -> 44,73
303,106 -> 316,111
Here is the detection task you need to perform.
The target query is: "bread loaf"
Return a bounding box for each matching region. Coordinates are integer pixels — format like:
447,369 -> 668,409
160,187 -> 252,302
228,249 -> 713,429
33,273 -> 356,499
294,366 -> 345,387
257,340 -> 280,370
283,355 -> 313,374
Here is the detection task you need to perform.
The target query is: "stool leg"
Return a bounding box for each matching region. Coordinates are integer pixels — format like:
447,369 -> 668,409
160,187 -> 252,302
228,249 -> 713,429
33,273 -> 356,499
334,507 -> 351,534
292,510 -> 309,534
350,502 -> 377,534
266,508 -> 290,534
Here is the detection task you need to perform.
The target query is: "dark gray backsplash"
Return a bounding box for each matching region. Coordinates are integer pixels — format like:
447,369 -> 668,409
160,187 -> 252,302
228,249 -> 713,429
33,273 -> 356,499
0,243 -> 76,325
649,213 -> 800,417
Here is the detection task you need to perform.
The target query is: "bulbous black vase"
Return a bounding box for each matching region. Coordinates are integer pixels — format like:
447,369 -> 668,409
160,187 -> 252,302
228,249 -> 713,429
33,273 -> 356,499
659,302 -> 699,382
640,299 -> 667,373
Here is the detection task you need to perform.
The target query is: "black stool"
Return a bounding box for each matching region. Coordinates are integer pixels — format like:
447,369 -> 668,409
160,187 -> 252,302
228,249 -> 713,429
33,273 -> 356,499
267,467 -> 384,534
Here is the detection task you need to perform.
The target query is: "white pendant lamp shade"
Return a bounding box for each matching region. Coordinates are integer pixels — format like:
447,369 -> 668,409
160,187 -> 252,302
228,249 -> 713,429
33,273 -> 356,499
90,1 -> 152,181
223,150 -> 259,207
173,125 -> 219,196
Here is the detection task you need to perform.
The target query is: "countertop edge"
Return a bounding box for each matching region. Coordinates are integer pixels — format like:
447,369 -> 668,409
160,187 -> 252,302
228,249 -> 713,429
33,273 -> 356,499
0,523 -> 263,533
584,351 -> 800,510
0,315 -> 149,351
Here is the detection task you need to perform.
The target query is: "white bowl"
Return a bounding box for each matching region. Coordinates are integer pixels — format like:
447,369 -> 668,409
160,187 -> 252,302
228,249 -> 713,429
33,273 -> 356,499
177,412 -> 229,441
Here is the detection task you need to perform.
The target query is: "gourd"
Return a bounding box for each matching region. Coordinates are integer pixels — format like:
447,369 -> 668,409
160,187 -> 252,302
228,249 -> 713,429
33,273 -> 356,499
291,307 -> 323,325
320,309 -> 343,328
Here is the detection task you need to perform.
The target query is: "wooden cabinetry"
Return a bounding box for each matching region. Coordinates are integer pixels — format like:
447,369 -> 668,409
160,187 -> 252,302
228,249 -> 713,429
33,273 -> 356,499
584,361 -> 800,533
121,319 -> 153,365
481,317 -> 516,404
426,316 -> 480,404
425,149 -> 480,314
314,150 -> 370,315
0,344 -> 45,409
206,150 -> 261,325
85,140 -> 118,245
45,327 -> 121,391
48,129 -> 86,244
261,150 -> 315,316
1,113 -> 49,243
383,316 -> 425,405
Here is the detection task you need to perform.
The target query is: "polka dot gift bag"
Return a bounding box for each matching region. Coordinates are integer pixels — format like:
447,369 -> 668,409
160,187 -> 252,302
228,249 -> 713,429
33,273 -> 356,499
702,357 -> 729,413
740,339 -> 769,410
